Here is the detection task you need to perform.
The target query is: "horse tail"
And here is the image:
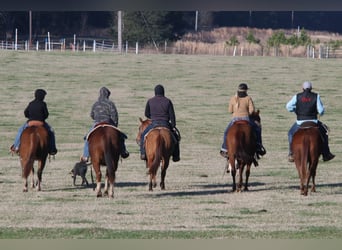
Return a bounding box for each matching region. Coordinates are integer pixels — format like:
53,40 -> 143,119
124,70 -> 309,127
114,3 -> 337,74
151,132 -> 163,173
301,134 -> 310,171
236,130 -> 254,163
104,138 -> 115,181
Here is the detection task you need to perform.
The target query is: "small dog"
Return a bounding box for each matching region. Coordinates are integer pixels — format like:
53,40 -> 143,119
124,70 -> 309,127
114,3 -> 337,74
70,161 -> 89,186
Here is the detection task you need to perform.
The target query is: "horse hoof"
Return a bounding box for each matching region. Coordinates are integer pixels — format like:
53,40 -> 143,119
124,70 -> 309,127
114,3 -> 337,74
23,189 -> 28,192
103,191 -> 108,196
97,192 -> 102,197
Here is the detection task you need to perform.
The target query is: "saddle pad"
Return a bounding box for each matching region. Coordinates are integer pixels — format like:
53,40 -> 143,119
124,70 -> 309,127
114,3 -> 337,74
234,120 -> 249,125
144,126 -> 170,139
27,120 -> 44,127
86,124 -> 122,141
299,121 -> 318,129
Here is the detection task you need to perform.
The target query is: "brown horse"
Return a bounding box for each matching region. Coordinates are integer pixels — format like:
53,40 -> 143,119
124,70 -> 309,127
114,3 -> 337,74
291,122 -> 323,196
88,124 -> 123,198
136,118 -> 175,191
19,123 -> 49,192
226,111 -> 260,192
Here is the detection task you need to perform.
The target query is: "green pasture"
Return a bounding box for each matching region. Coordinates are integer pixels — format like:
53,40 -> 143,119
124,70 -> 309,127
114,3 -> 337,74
0,50 -> 341,239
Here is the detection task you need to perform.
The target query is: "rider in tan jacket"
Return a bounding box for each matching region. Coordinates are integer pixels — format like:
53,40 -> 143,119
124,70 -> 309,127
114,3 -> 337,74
220,83 -> 266,158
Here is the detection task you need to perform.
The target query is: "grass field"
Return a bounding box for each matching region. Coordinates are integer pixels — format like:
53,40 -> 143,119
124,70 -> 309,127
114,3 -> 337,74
0,50 -> 341,239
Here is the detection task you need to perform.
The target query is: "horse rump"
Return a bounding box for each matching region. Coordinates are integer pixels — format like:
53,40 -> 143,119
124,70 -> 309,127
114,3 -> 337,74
292,125 -> 322,196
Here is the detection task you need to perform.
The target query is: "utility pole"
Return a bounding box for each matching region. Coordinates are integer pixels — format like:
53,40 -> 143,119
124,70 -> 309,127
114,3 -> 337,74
195,11 -> 198,31
118,11 -> 122,53
29,10 -> 32,49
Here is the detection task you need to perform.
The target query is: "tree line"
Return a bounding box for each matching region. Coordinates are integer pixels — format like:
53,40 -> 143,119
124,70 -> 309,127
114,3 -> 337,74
1,11 -> 342,45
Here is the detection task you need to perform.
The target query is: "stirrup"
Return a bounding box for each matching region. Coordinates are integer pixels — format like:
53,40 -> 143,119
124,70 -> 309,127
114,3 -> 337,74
220,150 -> 228,158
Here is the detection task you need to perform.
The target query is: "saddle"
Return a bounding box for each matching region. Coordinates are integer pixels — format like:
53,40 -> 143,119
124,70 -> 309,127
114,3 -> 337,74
27,120 -> 44,127
86,122 -> 123,141
299,121 -> 318,129
233,120 -> 249,126
145,126 -> 180,143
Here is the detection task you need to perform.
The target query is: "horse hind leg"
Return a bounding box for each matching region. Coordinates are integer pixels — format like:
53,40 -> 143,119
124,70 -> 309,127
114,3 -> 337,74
22,177 -> 28,192
310,162 -> 318,193
243,164 -> 251,191
148,171 -> 157,191
93,164 -> 102,197
148,173 -> 157,191
36,160 -> 46,191
104,171 -> 115,198
103,175 -> 109,197
30,167 -> 35,189
22,162 -> 33,192
160,168 -> 166,190
160,161 -> 168,190
237,165 -> 244,192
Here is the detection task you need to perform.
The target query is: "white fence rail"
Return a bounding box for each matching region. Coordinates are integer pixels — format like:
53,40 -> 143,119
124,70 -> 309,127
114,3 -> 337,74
1,30 -> 342,58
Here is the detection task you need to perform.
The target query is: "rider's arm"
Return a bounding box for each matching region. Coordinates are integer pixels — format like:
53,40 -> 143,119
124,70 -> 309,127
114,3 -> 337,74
316,94 -> 325,116
286,95 -> 297,112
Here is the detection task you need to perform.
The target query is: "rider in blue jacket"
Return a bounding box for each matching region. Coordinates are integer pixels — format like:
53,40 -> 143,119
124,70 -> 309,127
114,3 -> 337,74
286,81 -> 335,162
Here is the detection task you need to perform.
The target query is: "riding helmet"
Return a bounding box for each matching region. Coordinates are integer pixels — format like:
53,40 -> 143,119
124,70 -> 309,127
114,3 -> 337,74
238,83 -> 248,92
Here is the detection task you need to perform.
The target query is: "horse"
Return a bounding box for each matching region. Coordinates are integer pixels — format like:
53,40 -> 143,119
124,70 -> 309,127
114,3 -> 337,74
19,121 -> 49,192
291,122 -> 323,196
87,123 -> 123,198
136,118 -> 175,191
225,110 -> 260,192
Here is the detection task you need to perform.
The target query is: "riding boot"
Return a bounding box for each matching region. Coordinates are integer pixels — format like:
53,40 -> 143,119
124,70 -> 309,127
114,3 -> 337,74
121,144 -> 129,159
140,142 -> 146,160
319,122 -> 335,162
120,135 -> 129,159
256,143 -> 266,157
321,136 -> 335,162
172,142 -> 180,162
48,130 -> 57,155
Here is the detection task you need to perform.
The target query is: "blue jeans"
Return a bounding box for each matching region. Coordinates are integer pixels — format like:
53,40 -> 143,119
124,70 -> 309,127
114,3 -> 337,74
288,122 -> 300,155
83,124 -> 95,158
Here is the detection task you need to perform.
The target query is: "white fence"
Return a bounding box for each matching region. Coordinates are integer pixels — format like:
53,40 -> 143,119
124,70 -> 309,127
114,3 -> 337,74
0,30 -> 143,54
1,30 -> 342,58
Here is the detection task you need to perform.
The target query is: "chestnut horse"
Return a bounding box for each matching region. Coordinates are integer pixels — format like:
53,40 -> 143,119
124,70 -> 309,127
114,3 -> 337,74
136,118 -> 175,191
87,124 -> 123,198
19,123 -> 49,192
291,122 -> 322,196
226,110 -> 260,192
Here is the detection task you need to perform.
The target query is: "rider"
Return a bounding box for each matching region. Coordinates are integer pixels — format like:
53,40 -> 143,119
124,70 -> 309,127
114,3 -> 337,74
286,81 -> 335,162
220,83 -> 266,158
80,86 -> 129,162
10,89 -> 57,156
139,84 -> 180,162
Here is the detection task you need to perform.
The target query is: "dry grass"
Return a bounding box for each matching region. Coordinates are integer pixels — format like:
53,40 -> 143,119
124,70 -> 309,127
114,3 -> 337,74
0,51 -> 341,238
173,27 -> 342,56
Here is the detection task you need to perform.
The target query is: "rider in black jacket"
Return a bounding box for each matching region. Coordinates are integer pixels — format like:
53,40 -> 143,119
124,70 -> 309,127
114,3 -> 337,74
10,89 -> 57,155
140,84 -> 180,162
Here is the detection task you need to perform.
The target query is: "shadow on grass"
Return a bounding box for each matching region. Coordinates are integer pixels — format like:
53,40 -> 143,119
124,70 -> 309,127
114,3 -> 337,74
44,181 -> 147,192
151,181 -> 266,197
289,182 -> 342,194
